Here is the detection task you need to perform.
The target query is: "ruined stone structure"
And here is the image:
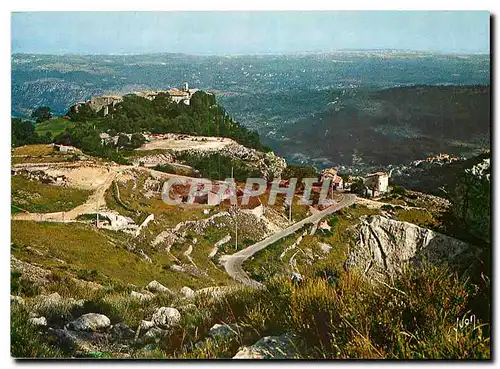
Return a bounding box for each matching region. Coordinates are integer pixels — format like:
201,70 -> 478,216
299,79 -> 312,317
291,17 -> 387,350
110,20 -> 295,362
70,83 -> 199,117
90,95 -> 123,116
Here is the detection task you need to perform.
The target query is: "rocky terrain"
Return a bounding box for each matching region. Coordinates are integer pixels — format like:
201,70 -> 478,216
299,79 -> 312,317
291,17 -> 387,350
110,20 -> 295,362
345,215 -> 477,282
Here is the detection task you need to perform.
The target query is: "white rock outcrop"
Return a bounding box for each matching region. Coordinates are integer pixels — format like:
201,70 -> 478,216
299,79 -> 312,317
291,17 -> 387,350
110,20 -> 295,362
28,316 -> 47,327
209,323 -> 241,340
233,334 -> 298,359
130,290 -> 154,301
345,215 -> 473,281
151,307 -> 181,328
180,286 -> 195,299
146,280 -> 172,294
67,313 -> 111,332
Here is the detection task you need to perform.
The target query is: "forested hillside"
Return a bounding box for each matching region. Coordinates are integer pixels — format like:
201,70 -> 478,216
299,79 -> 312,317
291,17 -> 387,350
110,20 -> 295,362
273,85 -> 490,168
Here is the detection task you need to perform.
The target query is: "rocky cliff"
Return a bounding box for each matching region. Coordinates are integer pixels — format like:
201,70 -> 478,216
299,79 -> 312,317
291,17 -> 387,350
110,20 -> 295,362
345,215 -> 475,281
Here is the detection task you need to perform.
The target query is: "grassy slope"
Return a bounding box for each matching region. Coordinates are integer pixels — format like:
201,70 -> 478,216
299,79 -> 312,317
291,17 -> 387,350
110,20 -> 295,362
12,144 -> 78,164
11,221 -> 209,290
11,176 -> 91,213
34,117 -> 75,137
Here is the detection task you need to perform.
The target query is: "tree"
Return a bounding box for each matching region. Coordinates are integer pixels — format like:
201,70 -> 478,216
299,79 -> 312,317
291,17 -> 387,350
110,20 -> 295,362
31,106 -> 52,123
11,118 -> 40,147
350,178 -> 366,195
450,157 -> 490,243
282,165 -> 318,181
117,134 -> 130,148
68,104 -> 96,122
130,133 -> 146,149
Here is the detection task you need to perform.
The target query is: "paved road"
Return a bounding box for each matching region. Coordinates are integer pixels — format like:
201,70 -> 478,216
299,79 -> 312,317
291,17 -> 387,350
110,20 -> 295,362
220,194 -> 357,288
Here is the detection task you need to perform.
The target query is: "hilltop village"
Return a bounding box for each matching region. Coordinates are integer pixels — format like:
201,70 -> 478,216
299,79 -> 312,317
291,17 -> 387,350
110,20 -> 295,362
71,82 -> 199,117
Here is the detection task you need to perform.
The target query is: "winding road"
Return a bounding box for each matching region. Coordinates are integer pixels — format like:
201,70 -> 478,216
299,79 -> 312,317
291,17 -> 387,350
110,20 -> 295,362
220,194 -> 357,288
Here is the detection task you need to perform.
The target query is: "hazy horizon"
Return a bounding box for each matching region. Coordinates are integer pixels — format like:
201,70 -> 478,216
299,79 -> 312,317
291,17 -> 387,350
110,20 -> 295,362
11,49 -> 491,56
12,11 -> 490,55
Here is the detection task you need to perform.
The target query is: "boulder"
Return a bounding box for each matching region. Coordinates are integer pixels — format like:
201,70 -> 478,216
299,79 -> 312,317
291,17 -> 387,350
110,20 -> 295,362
209,323 -> 241,340
146,280 -> 172,294
139,320 -> 155,331
130,290 -> 154,301
290,272 -> 304,285
138,249 -> 152,263
180,286 -> 195,299
151,307 -> 181,328
35,292 -> 62,309
48,328 -> 104,353
233,333 -> 299,359
67,313 -> 111,332
10,295 -> 24,304
142,327 -> 168,343
110,322 -> 135,340
170,265 -> 185,273
28,316 -> 47,327
345,215 -> 474,281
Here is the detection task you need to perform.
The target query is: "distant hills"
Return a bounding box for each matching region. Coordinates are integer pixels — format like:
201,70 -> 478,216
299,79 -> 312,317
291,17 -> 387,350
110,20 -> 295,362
272,85 -> 490,168
11,52 -> 490,168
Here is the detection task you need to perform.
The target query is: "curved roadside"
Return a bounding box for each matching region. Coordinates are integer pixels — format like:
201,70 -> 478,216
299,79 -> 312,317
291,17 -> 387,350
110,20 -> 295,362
220,194 -> 357,288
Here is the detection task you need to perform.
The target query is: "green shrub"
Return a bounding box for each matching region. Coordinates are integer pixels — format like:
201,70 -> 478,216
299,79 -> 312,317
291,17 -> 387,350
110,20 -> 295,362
392,185 -> 407,195
11,304 -> 64,358
11,270 -> 41,297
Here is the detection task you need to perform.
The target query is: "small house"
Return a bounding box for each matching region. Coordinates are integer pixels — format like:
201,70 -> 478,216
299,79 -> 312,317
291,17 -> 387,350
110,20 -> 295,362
364,172 -> 389,197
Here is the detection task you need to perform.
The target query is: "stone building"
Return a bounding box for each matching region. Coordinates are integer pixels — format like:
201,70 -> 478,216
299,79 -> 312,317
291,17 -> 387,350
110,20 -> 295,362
89,95 -> 123,116
71,83 -> 199,117
364,172 -> 389,197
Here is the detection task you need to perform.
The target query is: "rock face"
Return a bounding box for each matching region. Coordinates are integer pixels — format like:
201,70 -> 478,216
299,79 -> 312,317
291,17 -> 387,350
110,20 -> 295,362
110,323 -> 135,340
233,334 -> 299,359
345,215 -> 474,281
49,328 -> 102,353
67,313 -> 111,332
151,307 -> 181,328
178,143 -> 286,181
142,327 -> 168,343
139,320 -> 155,331
451,157 -> 491,243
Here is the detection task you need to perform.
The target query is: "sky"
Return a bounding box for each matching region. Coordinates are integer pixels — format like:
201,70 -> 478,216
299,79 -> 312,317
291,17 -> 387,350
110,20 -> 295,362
11,11 -> 490,55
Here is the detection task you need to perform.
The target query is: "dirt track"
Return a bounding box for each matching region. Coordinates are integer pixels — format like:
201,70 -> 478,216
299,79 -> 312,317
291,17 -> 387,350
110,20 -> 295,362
12,166 -> 124,222
11,162 -> 202,223
137,135 -> 235,152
